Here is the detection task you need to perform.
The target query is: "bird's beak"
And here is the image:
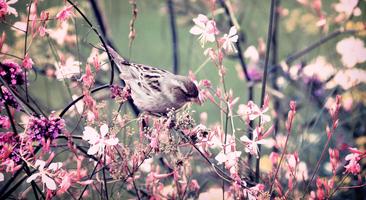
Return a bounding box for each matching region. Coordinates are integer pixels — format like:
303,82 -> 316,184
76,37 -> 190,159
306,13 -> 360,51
190,97 -> 202,105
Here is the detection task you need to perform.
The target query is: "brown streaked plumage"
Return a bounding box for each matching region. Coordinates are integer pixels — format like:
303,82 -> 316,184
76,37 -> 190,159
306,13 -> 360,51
105,45 -> 200,115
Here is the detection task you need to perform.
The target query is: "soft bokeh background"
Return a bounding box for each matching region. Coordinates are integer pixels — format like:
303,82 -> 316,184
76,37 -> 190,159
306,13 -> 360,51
1,0 -> 366,199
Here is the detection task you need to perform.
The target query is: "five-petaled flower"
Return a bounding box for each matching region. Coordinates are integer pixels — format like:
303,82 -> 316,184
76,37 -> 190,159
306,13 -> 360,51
190,14 -> 219,47
240,126 -> 273,158
26,159 -> 62,191
82,124 -> 119,155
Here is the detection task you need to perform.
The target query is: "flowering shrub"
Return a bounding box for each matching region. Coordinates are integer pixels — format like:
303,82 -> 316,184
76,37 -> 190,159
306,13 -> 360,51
0,0 -> 365,199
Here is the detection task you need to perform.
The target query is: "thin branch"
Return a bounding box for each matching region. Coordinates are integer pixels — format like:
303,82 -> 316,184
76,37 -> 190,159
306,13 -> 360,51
58,84 -> 109,118
23,0 -> 33,103
285,29 -> 356,65
65,0 -> 115,85
167,0 -> 179,74
257,0 -> 276,183
218,0 -> 250,82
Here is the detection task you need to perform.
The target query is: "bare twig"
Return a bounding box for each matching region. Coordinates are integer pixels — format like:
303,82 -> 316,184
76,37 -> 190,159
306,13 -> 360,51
167,0 -> 180,74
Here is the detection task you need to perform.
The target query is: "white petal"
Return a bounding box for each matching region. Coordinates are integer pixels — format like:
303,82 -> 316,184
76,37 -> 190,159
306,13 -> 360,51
42,174 -> 57,190
105,138 -> 119,146
240,135 -> 251,143
26,173 -> 40,183
48,162 -> 63,171
214,151 -> 227,164
87,144 -> 100,155
230,35 -> 238,42
35,160 -> 46,170
228,26 -> 237,37
100,124 -> 109,137
0,173 -> 4,182
83,126 -> 99,144
189,26 -> 203,35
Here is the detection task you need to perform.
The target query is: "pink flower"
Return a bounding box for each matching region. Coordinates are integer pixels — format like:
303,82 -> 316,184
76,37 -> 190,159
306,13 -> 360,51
190,14 -> 219,47
56,5 -> 74,22
81,64 -> 95,88
0,32 -> 5,52
245,100 -> 271,124
22,54 -> 33,69
26,159 -> 62,191
336,36 -> 366,68
344,147 -> 365,175
220,26 -> 238,53
0,0 -> 18,18
329,148 -> 340,175
82,124 -> 119,155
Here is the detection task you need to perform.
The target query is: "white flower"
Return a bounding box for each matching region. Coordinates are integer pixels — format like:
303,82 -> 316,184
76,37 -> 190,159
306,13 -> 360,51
190,14 -> 219,47
215,150 -> 242,166
326,68 -> 366,90
26,160 -> 62,191
220,26 -> 238,53
54,57 -> 81,80
334,0 -> 359,16
244,46 -> 260,63
82,124 -> 119,155
246,101 -> 271,124
0,172 -> 4,182
240,127 -> 270,158
303,56 -> 336,81
336,36 -> 366,68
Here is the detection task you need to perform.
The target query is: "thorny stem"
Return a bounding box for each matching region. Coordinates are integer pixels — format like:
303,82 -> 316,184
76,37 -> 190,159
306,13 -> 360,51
257,0 -> 276,183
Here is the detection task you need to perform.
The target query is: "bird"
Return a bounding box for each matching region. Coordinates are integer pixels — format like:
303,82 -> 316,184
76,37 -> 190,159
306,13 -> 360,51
104,45 -> 200,115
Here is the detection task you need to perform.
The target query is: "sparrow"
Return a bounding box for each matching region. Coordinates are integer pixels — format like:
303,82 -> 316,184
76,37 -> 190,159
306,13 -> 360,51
105,45 -> 200,115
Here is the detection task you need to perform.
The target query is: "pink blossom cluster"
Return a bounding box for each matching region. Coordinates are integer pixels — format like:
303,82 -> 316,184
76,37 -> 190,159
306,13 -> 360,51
0,60 -> 25,86
26,115 -> 65,145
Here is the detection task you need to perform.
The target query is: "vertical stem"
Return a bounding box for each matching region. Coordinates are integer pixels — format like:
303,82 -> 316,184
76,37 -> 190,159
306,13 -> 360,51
167,0 -> 179,74
270,0 -> 281,152
24,0 -> 32,103
256,0 -> 276,183
103,153 -> 109,200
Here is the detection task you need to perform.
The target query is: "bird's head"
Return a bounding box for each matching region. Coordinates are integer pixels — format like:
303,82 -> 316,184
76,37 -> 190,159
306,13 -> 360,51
171,76 -> 201,105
